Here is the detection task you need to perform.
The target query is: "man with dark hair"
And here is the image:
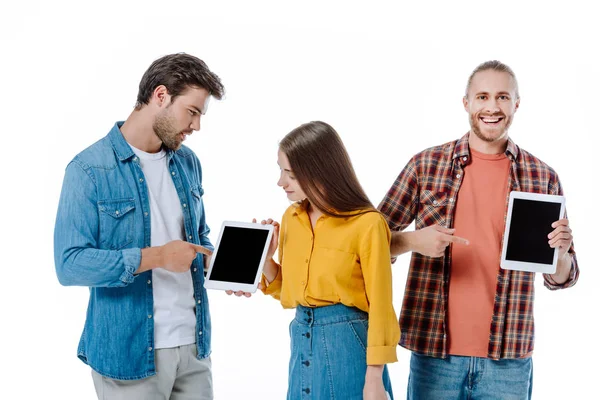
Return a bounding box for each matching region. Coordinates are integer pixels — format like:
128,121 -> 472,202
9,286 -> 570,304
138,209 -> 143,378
54,53 -> 224,399
378,60 -> 579,399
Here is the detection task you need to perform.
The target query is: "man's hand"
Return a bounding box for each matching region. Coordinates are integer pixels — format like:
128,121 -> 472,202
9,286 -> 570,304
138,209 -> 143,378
549,218 -> 574,284
548,218 -> 573,257
161,240 -> 212,273
409,224 -> 469,257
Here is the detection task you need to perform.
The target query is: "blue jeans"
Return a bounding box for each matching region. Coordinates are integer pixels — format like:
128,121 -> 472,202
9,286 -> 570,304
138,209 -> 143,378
288,304 -> 394,400
408,352 -> 533,400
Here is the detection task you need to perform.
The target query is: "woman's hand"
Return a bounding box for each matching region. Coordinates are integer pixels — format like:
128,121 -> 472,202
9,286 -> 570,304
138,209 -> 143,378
363,365 -> 388,400
225,218 -> 280,297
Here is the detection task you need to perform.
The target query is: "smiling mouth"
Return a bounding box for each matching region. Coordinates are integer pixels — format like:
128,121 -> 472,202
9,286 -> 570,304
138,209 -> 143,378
479,116 -> 504,125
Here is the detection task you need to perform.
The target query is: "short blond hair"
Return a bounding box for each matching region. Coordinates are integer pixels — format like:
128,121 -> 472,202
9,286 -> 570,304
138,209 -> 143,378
466,60 -> 519,99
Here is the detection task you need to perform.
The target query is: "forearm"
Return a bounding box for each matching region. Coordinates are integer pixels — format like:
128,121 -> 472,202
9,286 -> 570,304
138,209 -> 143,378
262,258 -> 280,283
56,247 -> 141,287
366,364 -> 384,378
390,230 -> 416,257
137,246 -> 165,274
550,253 -> 572,285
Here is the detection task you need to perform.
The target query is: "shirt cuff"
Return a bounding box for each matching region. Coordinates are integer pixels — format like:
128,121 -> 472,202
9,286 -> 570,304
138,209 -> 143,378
261,266 -> 282,296
120,248 -> 141,285
366,345 -> 398,365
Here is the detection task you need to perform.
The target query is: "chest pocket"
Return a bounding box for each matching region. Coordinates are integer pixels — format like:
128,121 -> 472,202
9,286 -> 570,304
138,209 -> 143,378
417,190 -> 448,227
309,247 -> 358,300
190,185 -> 204,230
98,198 -> 136,250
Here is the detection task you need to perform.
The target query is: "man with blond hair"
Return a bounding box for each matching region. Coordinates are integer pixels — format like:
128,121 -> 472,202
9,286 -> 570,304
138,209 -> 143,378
379,60 -> 579,399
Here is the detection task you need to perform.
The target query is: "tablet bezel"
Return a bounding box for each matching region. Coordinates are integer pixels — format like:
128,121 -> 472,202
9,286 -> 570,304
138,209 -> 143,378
500,191 -> 565,274
203,220 -> 274,293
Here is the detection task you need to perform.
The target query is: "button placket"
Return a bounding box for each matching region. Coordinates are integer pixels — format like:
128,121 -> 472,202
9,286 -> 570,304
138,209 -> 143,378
301,308 -> 314,398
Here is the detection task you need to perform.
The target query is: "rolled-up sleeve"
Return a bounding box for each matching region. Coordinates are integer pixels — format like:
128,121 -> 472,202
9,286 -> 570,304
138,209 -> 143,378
54,160 -> 141,287
360,215 -> 400,365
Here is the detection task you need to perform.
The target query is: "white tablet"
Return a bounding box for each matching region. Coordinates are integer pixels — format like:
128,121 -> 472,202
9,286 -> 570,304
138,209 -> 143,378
500,191 -> 565,274
204,221 -> 274,293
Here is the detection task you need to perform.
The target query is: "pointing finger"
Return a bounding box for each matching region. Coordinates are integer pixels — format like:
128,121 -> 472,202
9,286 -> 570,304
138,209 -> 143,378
192,244 -> 213,256
434,225 -> 456,234
448,235 -> 469,245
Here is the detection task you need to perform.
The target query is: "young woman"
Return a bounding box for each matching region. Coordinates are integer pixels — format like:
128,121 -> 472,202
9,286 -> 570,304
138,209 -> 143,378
235,121 -> 399,399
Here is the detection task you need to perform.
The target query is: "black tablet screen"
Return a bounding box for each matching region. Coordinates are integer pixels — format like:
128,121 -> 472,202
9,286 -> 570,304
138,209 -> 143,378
505,199 -> 560,265
208,226 -> 270,284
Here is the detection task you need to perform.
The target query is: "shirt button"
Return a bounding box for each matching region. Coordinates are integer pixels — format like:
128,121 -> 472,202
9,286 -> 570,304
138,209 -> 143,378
193,268 -> 198,272
144,212 -> 148,217
432,200 -> 438,205
148,314 -> 152,319
463,156 -> 467,161
115,210 -> 120,215
449,198 -> 454,203
456,174 -> 461,179
147,280 -> 151,284
171,171 -> 176,176
301,281 -> 305,285
139,178 -> 144,183
148,347 -> 153,351
197,299 -> 202,304
183,203 -> 187,208
198,331 -> 203,335
188,235 -> 192,239
305,259 -> 309,263
133,157 -> 138,162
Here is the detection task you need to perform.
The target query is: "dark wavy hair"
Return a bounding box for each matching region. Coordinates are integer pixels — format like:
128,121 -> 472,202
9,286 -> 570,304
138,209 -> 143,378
135,53 -> 224,109
279,121 -> 375,217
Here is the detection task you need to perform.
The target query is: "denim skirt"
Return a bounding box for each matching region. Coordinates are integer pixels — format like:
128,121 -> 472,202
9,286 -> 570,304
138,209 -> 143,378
287,303 -> 394,399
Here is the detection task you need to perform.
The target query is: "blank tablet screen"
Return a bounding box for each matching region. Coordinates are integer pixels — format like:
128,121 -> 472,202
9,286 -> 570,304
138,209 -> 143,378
505,199 -> 560,264
208,226 -> 270,284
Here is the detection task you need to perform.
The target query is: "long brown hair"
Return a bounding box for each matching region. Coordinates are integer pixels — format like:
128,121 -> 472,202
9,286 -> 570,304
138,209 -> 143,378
279,121 -> 375,217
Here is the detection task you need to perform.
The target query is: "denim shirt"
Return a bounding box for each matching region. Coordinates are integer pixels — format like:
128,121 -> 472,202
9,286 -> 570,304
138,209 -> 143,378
54,122 -> 213,380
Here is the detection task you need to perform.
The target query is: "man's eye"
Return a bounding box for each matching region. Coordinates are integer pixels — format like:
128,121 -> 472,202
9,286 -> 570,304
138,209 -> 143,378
189,110 -> 197,116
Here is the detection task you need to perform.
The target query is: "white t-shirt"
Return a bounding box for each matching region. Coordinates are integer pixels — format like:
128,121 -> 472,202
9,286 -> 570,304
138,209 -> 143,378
131,145 -> 196,349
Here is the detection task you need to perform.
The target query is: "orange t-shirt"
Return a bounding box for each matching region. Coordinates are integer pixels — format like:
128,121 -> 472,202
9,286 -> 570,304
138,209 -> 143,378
447,148 -> 510,357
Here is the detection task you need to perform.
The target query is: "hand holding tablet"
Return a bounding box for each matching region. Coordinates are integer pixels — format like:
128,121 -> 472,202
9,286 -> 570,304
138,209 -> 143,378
500,191 -> 566,274
204,220 -> 275,294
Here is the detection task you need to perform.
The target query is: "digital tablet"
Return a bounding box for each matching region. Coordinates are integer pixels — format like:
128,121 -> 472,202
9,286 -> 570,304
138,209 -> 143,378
500,191 -> 565,274
204,221 -> 274,293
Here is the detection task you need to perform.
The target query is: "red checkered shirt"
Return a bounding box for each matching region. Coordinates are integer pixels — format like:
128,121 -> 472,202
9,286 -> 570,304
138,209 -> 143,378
378,133 -> 579,359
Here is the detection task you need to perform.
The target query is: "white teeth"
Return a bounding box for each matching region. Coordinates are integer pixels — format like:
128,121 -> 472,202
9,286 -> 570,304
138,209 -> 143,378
482,118 -> 500,123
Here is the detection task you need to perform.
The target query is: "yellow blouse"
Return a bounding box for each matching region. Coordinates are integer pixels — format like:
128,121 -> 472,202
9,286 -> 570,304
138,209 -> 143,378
262,201 -> 399,365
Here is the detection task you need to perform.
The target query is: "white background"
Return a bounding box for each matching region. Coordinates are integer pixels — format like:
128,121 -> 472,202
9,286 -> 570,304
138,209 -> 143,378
1,1 -> 597,399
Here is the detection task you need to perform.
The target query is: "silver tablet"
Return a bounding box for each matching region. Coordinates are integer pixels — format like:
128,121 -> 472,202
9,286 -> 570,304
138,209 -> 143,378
500,191 -> 565,274
204,221 -> 274,293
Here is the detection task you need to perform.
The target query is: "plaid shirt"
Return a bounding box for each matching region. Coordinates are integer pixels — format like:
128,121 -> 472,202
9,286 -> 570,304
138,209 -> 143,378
378,133 -> 579,359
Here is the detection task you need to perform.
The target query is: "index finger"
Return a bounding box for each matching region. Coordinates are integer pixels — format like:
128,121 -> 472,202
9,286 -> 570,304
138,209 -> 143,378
551,218 -> 569,228
448,235 -> 469,245
192,244 -> 213,256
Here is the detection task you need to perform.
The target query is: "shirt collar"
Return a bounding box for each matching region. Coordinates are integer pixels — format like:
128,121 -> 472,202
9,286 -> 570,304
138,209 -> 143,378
109,121 -> 175,162
453,132 -> 520,165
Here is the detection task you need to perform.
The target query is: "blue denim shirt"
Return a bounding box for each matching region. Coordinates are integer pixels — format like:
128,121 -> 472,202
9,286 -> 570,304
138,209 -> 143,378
54,122 -> 213,380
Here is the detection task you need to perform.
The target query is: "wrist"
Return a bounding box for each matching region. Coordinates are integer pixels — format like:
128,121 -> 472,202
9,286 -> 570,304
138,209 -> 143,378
404,230 -> 419,253
366,365 -> 384,379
